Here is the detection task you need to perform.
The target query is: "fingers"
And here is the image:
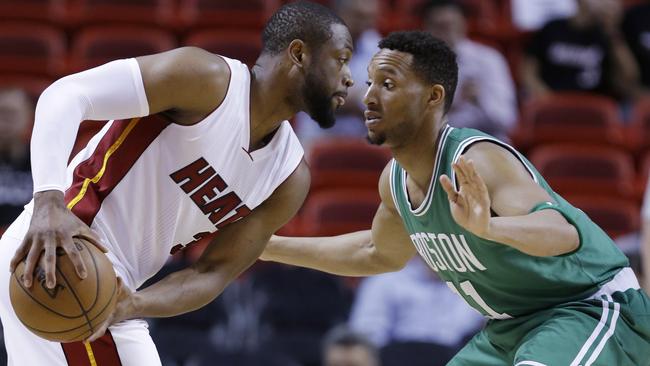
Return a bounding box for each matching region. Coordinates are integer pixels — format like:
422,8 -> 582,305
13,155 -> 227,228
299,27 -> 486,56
42,243 -> 56,289
63,235 -> 87,280
22,236 -> 43,288
439,175 -> 458,203
10,239 -> 30,273
86,320 -> 109,343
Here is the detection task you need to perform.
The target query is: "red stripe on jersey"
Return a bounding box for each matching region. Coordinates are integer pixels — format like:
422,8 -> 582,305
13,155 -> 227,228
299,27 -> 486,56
64,114 -> 171,225
61,331 -> 122,366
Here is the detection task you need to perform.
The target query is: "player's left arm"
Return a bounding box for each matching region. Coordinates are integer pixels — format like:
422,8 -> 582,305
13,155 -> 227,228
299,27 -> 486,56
439,142 -> 579,257
86,160 -> 310,341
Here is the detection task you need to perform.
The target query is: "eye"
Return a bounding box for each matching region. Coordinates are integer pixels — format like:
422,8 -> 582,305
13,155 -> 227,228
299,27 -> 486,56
383,81 -> 395,89
339,57 -> 349,65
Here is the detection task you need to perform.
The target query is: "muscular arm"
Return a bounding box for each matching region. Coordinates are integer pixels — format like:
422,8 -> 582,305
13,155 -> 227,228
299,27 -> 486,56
443,143 -> 579,257
129,161 -> 311,318
15,47 -> 230,288
262,164 -> 416,276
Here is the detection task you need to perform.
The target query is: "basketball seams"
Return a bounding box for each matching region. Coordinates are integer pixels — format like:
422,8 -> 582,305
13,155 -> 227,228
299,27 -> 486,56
12,270 -> 85,319
19,278 -> 117,340
78,238 -> 102,312
57,266 -> 94,333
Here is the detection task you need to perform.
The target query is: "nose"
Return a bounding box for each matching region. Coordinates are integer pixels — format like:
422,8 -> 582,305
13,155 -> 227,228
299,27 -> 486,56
363,84 -> 376,106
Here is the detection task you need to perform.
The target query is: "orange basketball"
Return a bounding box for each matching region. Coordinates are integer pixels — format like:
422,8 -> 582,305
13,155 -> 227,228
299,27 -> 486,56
9,237 -> 117,343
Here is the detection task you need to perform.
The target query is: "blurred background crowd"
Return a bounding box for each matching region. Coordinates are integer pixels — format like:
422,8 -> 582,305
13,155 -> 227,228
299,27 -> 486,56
0,0 -> 649,365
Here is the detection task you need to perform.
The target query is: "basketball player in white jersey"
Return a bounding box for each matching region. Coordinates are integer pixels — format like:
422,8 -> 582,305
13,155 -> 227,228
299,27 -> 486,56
0,2 -> 353,365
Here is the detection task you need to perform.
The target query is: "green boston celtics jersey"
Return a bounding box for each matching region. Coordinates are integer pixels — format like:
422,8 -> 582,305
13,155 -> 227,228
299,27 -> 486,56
389,126 -> 629,319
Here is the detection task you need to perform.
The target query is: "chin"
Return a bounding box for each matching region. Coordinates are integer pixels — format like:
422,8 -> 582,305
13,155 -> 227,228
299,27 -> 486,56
366,132 -> 386,146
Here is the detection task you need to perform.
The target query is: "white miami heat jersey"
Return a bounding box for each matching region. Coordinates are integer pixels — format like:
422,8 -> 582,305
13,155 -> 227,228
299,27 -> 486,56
29,57 -> 304,290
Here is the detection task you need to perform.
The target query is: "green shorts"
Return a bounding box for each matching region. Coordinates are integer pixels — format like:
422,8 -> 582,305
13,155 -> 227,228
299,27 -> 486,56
448,288 -> 650,366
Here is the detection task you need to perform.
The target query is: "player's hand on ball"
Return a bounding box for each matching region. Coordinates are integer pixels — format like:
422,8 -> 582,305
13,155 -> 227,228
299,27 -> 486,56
10,191 -> 106,289
86,277 -> 132,342
439,156 -> 491,238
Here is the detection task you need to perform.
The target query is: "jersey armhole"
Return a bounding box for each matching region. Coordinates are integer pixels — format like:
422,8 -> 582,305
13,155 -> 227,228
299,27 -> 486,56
529,201 -> 584,256
388,159 -> 403,218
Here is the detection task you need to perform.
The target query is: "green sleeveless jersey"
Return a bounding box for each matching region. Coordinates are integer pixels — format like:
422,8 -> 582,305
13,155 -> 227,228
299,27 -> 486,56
389,126 -> 629,319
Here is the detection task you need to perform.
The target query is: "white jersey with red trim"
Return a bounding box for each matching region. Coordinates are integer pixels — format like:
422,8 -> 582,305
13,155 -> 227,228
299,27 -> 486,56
25,57 -> 304,290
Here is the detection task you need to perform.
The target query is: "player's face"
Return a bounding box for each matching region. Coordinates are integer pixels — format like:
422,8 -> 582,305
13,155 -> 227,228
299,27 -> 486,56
302,23 -> 354,129
363,49 -> 431,147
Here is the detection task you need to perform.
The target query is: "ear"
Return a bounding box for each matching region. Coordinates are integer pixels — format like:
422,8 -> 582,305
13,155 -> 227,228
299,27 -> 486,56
288,39 -> 310,69
428,84 -> 446,109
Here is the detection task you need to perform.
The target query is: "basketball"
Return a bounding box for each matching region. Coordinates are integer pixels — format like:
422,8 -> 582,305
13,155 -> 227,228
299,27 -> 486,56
9,237 -> 118,343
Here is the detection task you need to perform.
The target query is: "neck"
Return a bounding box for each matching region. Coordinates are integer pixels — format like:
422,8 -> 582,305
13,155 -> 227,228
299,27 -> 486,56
248,56 -> 299,150
391,113 -> 446,191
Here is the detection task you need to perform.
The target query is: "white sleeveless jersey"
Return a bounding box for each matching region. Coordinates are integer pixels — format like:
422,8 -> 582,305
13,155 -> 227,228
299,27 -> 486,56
27,57 -> 304,290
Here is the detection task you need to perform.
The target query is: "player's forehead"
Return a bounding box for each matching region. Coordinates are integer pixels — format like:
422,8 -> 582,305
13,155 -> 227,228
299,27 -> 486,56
368,49 -> 414,77
324,23 -> 354,53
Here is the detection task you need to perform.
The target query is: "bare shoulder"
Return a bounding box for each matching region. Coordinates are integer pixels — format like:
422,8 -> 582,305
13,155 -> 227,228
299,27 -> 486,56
462,141 -> 531,185
136,47 -> 232,114
378,160 -> 398,212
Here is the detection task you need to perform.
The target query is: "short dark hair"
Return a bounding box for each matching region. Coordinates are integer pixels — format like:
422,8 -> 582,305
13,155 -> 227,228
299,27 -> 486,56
262,1 -> 346,55
378,31 -> 458,113
322,325 -> 378,362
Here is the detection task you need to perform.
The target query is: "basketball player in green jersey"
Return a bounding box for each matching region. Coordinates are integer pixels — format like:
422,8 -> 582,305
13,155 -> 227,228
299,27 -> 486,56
262,31 -> 650,365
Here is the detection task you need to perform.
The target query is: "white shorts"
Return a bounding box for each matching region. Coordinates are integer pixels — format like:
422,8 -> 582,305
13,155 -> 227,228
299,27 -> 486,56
0,211 -> 161,366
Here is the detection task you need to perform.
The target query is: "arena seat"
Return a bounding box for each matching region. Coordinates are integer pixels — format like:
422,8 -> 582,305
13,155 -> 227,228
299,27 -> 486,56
308,138 -> 392,192
66,0 -> 175,27
563,195 -> 640,239
184,29 -> 261,67
513,93 -> 624,149
68,26 -> 176,72
627,97 -> 650,153
529,144 -> 636,198
0,0 -> 66,24
0,22 -> 66,77
179,0 -> 280,30
0,74 -> 52,104
300,189 -> 380,236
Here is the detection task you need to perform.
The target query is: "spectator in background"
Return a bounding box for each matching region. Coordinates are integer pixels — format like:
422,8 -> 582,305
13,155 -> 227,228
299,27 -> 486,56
622,0 -> 650,95
349,258 -> 483,364
422,0 -> 517,141
0,88 -> 33,228
521,0 -> 640,100
295,0 -> 382,149
511,0 -> 577,32
322,325 -> 380,366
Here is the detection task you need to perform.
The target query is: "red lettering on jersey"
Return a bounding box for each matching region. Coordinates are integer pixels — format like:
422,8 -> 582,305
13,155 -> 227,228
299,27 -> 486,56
200,191 -> 241,224
170,231 -> 211,255
190,174 -> 227,207
170,158 -> 216,193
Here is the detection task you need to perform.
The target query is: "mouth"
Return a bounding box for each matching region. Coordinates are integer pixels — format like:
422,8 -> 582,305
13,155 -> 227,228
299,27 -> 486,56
364,110 -> 382,125
333,92 -> 347,107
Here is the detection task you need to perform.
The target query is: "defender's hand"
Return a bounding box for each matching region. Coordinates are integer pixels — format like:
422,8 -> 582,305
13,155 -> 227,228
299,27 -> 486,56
439,156 -> 491,238
9,191 -> 105,289
86,277 -> 133,342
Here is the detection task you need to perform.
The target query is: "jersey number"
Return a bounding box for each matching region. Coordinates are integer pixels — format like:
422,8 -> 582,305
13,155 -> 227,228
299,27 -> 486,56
446,281 -> 512,320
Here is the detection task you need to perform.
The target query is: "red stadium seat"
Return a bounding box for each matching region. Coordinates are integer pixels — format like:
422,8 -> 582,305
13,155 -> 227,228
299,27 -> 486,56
0,0 -> 66,24
179,0 -> 280,30
513,93 -> 624,149
529,144 -> 636,198
308,138 -> 392,192
564,195 -> 640,238
627,97 -> 650,153
184,29 -> 261,67
0,22 -> 66,77
66,0 -> 175,27
69,26 -> 176,72
300,189 -> 380,236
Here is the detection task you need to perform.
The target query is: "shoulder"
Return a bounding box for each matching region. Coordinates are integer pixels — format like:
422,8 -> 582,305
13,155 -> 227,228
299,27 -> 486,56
378,160 -> 399,212
462,141 -> 532,189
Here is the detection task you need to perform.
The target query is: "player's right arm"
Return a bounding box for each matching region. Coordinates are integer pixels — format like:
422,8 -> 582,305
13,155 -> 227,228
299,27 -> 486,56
261,164 -> 417,276
11,48 -> 230,289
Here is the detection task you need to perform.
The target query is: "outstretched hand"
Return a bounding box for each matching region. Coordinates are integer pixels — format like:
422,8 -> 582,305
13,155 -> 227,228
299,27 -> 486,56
439,156 -> 491,238
9,191 -> 106,289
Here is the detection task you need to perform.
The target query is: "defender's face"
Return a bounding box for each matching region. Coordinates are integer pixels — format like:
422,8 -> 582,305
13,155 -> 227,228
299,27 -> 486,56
302,23 -> 354,129
363,49 -> 430,147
